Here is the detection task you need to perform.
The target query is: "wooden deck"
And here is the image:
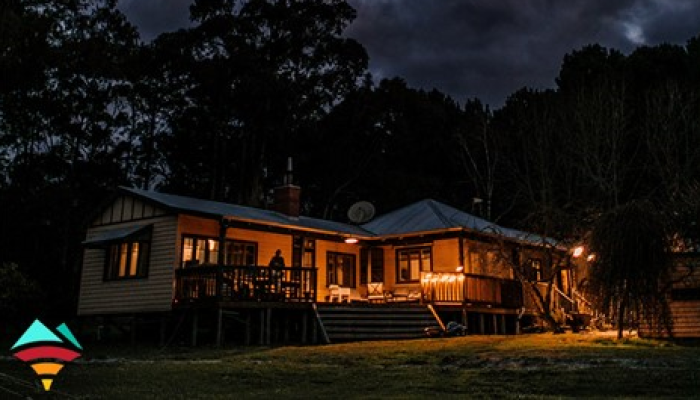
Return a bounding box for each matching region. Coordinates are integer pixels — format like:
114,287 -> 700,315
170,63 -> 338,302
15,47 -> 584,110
171,267 -> 526,345
421,272 -> 524,309
174,267 -> 522,308
174,265 -> 317,304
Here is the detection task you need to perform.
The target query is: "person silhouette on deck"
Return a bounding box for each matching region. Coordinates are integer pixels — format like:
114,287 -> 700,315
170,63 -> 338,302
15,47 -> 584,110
268,249 -> 285,293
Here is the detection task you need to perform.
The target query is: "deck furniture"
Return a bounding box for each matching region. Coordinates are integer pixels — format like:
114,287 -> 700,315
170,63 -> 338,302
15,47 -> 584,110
387,287 -> 421,303
367,282 -> 386,303
338,287 -> 351,303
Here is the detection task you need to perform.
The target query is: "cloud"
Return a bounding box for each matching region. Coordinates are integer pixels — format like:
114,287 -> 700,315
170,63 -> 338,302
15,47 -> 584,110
345,0 -> 699,107
626,0 -> 700,45
115,0 -> 700,108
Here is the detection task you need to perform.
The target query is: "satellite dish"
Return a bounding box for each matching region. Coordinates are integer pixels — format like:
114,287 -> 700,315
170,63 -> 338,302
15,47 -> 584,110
347,201 -> 376,224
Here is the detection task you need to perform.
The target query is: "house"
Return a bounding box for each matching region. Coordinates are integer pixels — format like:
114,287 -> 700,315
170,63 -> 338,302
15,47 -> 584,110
78,184 -> 586,345
638,253 -> 700,339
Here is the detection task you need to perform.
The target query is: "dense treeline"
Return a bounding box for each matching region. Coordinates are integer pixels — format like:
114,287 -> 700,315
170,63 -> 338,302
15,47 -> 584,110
1,0 -> 699,319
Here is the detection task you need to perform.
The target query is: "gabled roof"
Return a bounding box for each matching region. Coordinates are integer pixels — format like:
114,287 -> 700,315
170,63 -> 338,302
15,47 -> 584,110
119,187 -> 557,246
361,199 -> 558,246
120,187 -> 373,237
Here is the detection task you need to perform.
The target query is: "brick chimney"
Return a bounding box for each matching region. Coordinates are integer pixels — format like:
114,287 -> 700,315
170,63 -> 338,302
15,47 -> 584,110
272,157 -> 301,217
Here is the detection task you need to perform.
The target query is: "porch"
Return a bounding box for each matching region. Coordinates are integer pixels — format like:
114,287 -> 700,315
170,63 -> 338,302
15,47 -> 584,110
170,268 -> 525,345
173,267 -> 523,309
174,265 -> 318,304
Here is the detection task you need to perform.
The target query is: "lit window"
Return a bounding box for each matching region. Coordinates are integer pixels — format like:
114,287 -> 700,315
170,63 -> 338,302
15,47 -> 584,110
181,235 -> 258,268
327,252 -> 356,288
104,238 -> 150,280
396,247 -> 432,282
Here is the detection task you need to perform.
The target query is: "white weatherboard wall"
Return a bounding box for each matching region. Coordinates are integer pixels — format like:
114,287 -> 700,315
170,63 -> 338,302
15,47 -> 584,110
78,202 -> 178,315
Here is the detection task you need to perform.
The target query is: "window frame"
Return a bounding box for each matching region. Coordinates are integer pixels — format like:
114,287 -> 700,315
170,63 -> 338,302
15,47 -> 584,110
181,234 -> 258,268
326,251 -> 356,288
395,246 -> 432,283
292,236 -> 316,268
103,232 -> 151,281
225,239 -> 258,267
360,247 -> 384,284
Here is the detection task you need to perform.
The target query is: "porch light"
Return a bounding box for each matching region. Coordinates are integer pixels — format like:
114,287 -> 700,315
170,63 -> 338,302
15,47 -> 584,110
455,266 -> 464,272
344,237 -> 359,244
572,246 -> 584,258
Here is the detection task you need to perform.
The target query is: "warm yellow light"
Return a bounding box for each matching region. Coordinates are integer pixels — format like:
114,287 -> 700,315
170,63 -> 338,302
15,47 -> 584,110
572,246 -> 584,258
455,266 -> 464,272
344,237 -> 359,244
587,254 -> 596,262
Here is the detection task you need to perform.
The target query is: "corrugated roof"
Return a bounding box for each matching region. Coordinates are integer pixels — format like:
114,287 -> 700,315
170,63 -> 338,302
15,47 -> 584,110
361,199 -> 558,246
361,199 -> 492,235
121,187 -> 373,237
120,188 -> 557,246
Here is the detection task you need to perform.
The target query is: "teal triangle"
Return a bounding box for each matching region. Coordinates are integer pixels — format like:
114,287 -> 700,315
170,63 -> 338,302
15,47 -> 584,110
56,323 -> 82,350
11,320 -> 63,350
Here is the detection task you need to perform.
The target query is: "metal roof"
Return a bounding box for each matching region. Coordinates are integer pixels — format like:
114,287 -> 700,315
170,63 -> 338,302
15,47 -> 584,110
121,187 -> 373,237
83,224 -> 151,246
361,199 -> 493,235
361,199 -> 559,246
120,188 -> 556,246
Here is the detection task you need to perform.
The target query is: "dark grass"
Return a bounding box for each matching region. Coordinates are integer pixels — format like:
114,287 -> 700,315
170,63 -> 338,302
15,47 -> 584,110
2,332 -> 700,399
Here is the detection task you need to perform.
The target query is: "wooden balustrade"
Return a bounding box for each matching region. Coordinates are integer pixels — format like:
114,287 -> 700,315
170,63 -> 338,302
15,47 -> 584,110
420,272 -> 523,308
175,265 -> 317,303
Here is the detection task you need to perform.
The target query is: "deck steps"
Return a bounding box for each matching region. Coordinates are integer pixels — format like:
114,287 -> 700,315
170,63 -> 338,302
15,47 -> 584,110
315,304 -> 439,342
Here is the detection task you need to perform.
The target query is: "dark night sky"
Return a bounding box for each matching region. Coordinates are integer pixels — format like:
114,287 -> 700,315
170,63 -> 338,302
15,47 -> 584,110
117,0 -> 700,108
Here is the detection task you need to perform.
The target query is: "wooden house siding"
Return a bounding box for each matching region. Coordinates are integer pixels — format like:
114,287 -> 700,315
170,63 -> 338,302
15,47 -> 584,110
432,238 -> 460,273
463,239 -> 513,279
177,214 -> 294,267
177,214 -> 362,301
78,215 -> 178,315
382,244 -> 397,288
376,239 -> 483,286
315,240 -> 360,300
665,301 -> 700,338
641,257 -> 700,338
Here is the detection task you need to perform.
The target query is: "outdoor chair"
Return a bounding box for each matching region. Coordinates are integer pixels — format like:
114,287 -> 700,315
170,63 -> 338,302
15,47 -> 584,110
367,282 -> 386,303
337,286 -> 351,303
328,284 -> 341,302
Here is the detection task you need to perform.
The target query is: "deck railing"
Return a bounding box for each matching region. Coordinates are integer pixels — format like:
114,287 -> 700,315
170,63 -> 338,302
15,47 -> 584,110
421,272 -> 523,308
175,265 -> 317,303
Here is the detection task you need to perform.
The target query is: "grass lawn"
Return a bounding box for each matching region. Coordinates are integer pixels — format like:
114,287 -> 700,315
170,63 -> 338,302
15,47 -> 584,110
2,332 -> 700,399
